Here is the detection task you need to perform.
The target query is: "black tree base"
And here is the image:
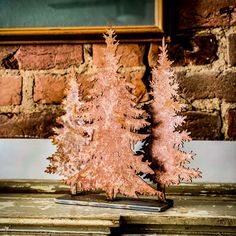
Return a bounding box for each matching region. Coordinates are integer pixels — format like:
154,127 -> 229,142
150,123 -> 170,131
55,193 -> 173,212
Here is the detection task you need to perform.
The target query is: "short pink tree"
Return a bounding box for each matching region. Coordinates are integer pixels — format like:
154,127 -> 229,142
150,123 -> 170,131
46,74 -> 94,185
149,40 -> 201,197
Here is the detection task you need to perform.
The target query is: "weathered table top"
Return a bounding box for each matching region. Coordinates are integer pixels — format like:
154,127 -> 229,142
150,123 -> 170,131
0,193 -> 235,235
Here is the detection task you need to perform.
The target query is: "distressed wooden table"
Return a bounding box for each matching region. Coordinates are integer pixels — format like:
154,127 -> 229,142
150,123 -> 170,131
0,180 -> 235,235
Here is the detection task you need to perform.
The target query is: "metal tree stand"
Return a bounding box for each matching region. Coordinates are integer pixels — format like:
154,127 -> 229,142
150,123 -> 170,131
55,193 -> 173,212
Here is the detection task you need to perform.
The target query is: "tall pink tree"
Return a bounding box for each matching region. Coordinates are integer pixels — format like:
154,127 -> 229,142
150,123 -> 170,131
47,29 -> 163,200
149,40 -> 201,197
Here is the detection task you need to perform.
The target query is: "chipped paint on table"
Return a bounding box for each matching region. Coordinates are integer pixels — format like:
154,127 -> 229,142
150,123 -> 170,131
0,193 -> 235,235
0,182 -> 236,235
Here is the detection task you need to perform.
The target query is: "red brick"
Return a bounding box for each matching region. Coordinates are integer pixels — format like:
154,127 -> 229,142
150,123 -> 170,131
148,34 -> 218,67
0,46 -> 19,69
92,44 -> 105,67
76,73 -> 96,101
167,44 -> 185,67
93,43 -> 146,68
118,44 -> 146,67
15,44 -> 83,70
177,71 -> 236,102
124,71 -> 149,103
148,43 -> 160,68
178,0 -> 236,29
34,74 -> 69,104
0,75 -> 22,106
228,33 -> 236,66
227,109 -> 236,139
169,34 -> 218,66
181,111 -> 222,140
78,70 -> 149,103
0,111 -> 62,138
232,10 -> 236,25
34,72 -> 99,104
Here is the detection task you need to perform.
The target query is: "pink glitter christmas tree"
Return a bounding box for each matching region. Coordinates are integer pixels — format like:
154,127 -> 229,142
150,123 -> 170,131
149,39 -> 201,198
46,29 -> 163,200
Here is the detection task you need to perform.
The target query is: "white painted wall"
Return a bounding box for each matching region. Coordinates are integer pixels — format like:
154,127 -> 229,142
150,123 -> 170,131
0,139 -> 235,183
0,139 -> 59,180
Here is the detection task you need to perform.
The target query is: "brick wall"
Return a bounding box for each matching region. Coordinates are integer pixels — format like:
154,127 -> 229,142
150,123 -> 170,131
0,0 -> 236,140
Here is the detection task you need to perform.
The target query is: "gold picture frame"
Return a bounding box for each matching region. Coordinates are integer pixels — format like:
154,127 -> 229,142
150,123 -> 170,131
0,0 -> 164,44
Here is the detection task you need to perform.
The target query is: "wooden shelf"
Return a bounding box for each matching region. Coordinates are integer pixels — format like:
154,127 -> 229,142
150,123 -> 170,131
0,181 -> 235,235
